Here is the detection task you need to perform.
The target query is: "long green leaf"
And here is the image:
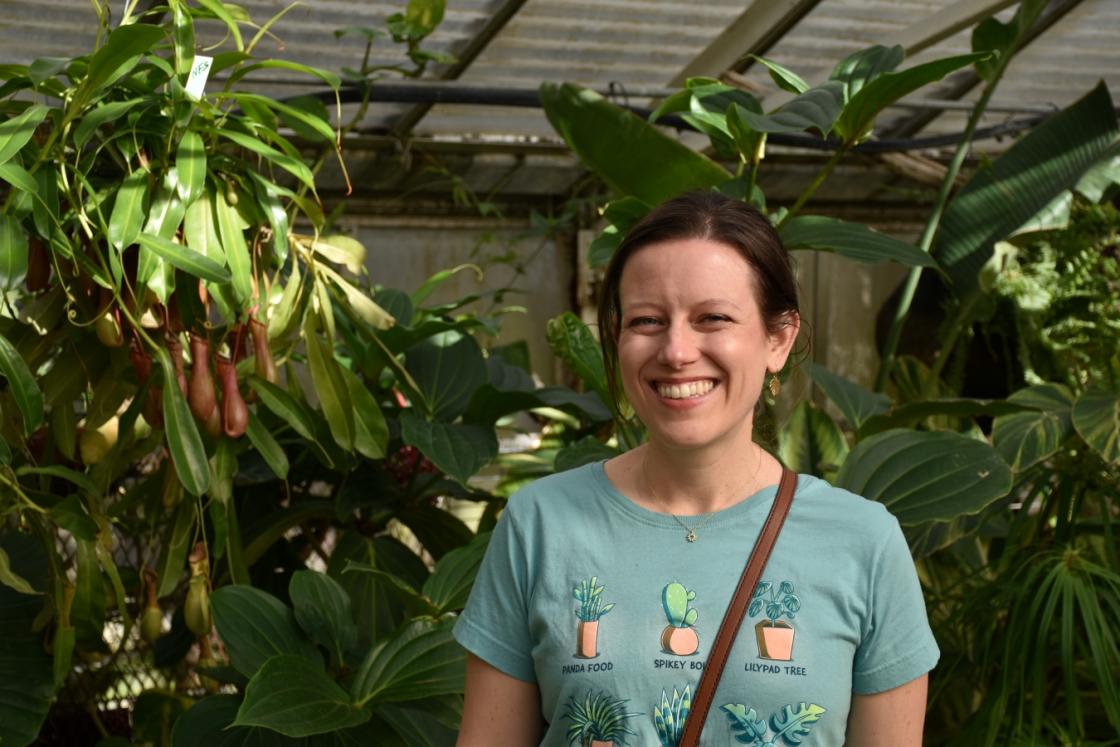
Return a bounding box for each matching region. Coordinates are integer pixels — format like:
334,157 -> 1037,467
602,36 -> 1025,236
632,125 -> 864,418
195,0 -> 244,51
835,52 -> 989,143
421,532 -> 490,614
176,131 -> 206,205
0,546 -> 38,595
304,314 -> 355,450
0,104 -> 48,166
0,214 -> 28,290
156,347 -> 210,496
245,410 -> 289,479
1072,389 -> 1120,464
780,215 -> 937,267
230,93 -> 335,143
108,170 -> 149,251
0,332 -> 44,434
212,186 -> 253,304
210,586 -> 319,678
234,655 -> 368,737
540,82 -> 730,205
830,45 -> 904,100
247,376 -> 318,442
936,81 -> 1118,293
216,128 -> 315,193
73,98 -> 145,148
836,428 -> 1012,525
338,365 -> 388,460
155,499 -> 194,598
74,24 -> 165,109
352,617 -> 465,705
289,571 -> 357,667
138,232 -> 230,283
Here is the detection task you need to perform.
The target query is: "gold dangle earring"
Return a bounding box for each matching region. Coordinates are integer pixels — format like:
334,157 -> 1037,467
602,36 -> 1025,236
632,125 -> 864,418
767,374 -> 781,398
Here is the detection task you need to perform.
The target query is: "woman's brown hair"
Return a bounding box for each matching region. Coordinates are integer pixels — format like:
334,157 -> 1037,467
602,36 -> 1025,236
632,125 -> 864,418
596,190 -> 800,411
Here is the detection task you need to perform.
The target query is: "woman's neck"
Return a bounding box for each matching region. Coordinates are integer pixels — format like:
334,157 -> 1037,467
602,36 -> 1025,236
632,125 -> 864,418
628,438 -> 770,516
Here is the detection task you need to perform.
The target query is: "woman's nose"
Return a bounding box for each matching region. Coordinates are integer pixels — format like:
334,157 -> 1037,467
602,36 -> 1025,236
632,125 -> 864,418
658,322 -> 700,367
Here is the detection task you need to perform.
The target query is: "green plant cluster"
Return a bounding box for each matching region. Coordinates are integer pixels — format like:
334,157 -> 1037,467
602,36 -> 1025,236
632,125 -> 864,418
563,690 -> 640,747
573,575 -> 615,622
653,685 -> 691,747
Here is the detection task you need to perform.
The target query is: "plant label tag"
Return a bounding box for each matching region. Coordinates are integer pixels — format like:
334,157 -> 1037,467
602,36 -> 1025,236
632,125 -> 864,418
185,56 -> 213,101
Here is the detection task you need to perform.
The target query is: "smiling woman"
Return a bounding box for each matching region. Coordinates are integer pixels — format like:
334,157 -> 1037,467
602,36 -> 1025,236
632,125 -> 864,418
455,192 -> 938,747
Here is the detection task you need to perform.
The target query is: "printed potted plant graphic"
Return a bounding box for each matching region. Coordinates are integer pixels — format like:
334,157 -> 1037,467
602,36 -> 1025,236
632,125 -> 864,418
653,685 -> 692,747
574,577 -> 615,658
564,691 -> 640,747
721,702 -> 826,746
660,582 -> 700,656
750,580 -> 800,661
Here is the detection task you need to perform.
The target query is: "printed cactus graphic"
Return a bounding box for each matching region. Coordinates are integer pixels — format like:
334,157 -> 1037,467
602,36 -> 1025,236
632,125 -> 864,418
721,702 -> 826,746
653,685 -> 692,747
574,576 -> 614,658
564,690 -> 640,747
660,582 -> 700,656
750,580 -> 800,661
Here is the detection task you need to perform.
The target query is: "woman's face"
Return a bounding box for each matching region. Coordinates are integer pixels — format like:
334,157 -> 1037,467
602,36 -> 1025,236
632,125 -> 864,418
617,237 -> 798,454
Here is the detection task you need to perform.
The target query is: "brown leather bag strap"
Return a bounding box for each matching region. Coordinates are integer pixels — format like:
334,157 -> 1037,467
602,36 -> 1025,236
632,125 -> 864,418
679,467 -> 798,747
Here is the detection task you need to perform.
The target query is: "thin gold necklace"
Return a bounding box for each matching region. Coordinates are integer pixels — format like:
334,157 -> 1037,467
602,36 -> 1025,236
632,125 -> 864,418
642,447 -> 763,543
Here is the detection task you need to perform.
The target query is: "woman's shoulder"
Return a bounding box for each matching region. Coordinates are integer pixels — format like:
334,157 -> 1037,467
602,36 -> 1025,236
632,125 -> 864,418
504,461 -> 606,518
792,473 -> 900,530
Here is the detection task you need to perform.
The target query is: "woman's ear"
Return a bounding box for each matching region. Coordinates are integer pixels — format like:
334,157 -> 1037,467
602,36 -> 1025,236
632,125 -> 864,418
767,312 -> 801,373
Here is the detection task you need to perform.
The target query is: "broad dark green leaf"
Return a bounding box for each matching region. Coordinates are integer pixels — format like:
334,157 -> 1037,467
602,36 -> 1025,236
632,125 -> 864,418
777,401 -> 849,479
830,44 -> 904,100
540,82 -> 730,206
397,503 -> 473,562
157,347 -> 210,495
546,312 -> 610,406
171,694 -> 306,747
836,429 -> 1012,525
0,214 -> 28,290
0,332 -> 44,435
234,655 -> 368,737
0,161 -> 37,196
210,585 -> 319,679
834,52 -> 989,143
330,533 -> 428,645
108,170 -> 150,251
75,24 -> 165,108
0,534 -> 52,746
781,215 -> 937,268
860,397 -> 1036,438
351,617 -> 465,705
752,55 -> 809,94
405,331 -> 487,421
155,500 -> 195,598
0,104 -> 48,166
936,81 -> 1118,293
176,131 -> 206,205
421,532 -> 490,613
374,698 -> 460,747
338,365 -> 388,460
139,232 -> 230,283
213,186 -> 253,304
992,384 -> 1075,472
805,363 -> 890,430
555,436 -> 619,473
289,571 -> 357,667
72,539 -> 106,647
305,315 -> 355,451
1072,389 -> 1120,464
737,82 -> 843,136
400,412 -> 497,485
245,410 -> 289,479
248,376 -> 318,443
73,98 -> 145,148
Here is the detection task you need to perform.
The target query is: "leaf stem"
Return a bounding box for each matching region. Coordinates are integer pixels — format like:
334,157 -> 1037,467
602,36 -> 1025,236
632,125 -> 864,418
777,146 -> 845,228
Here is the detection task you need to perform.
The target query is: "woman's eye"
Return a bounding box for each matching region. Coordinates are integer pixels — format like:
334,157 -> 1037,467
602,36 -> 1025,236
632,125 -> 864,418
700,314 -> 730,324
628,317 -> 660,328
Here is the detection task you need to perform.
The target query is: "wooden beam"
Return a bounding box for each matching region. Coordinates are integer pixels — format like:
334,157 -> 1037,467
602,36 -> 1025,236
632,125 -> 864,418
391,0 -> 530,138
887,0 -> 1019,57
883,0 -> 1088,138
669,0 -> 823,87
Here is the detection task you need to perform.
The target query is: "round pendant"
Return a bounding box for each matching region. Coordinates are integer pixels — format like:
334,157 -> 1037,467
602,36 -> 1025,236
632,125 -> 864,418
686,530 -> 697,543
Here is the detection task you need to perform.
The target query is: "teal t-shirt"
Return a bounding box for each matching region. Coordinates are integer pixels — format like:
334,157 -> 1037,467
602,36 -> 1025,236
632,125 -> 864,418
454,461 -> 939,746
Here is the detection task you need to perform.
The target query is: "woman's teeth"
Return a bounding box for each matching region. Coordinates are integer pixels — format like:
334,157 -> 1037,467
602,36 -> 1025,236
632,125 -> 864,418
656,380 -> 715,399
